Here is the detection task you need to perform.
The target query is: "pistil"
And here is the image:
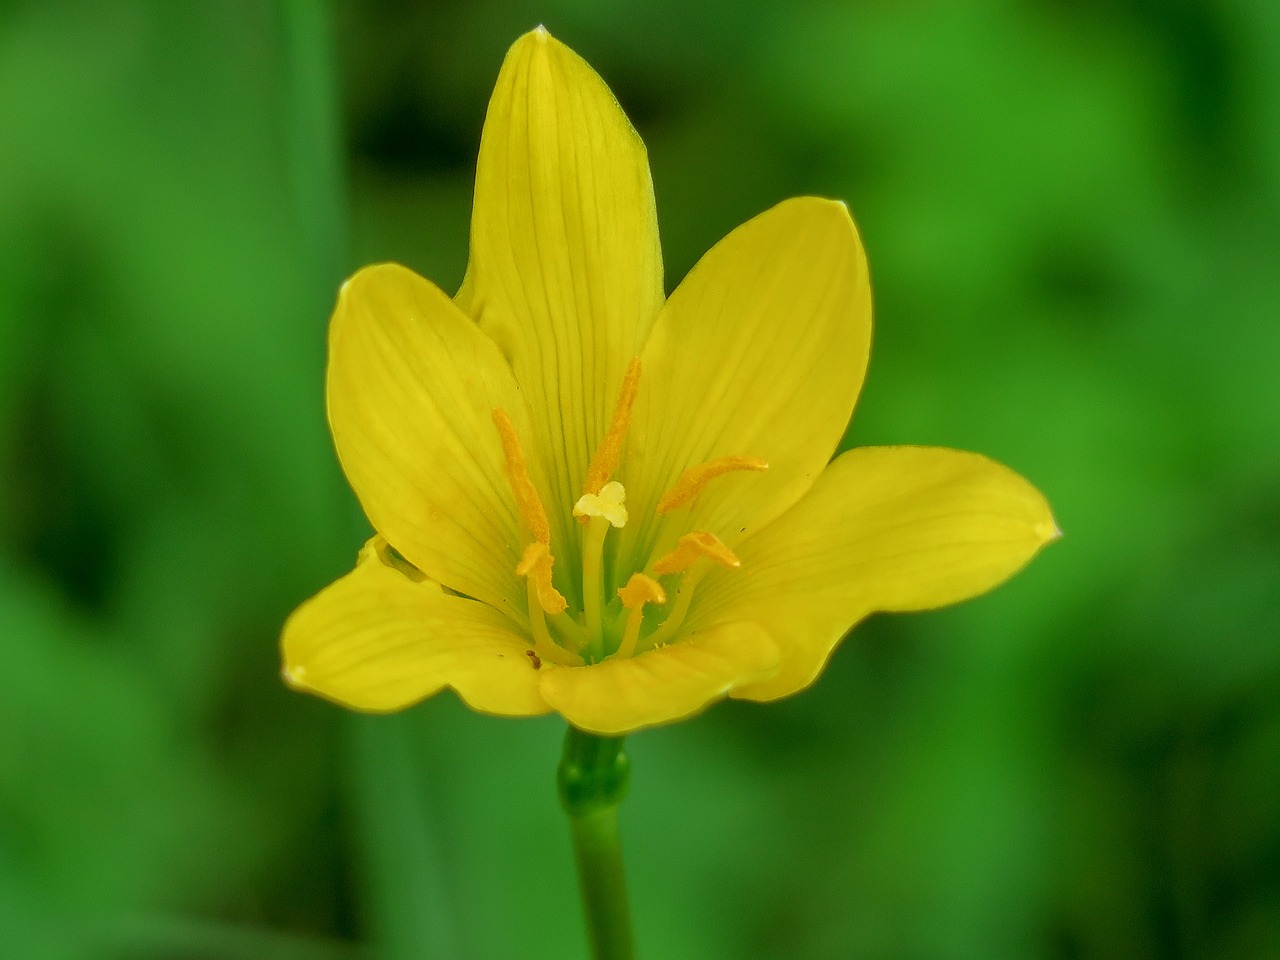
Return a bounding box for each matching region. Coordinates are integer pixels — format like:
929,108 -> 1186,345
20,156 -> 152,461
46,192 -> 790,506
580,515 -> 610,656
572,361 -> 641,655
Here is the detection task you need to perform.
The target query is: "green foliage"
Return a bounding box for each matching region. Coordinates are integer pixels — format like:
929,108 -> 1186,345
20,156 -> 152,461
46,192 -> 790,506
1,1 -> 1276,957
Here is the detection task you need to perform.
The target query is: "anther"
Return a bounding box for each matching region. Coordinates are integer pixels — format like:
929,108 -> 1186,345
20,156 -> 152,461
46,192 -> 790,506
516,542 -> 568,615
494,409 -> 568,622
573,480 -> 628,528
582,357 -> 641,498
618,572 -> 666,609
656,456 -> 768,514
614,573 -> 666,660
652,531 -> 740,575
493,408 -> 552,544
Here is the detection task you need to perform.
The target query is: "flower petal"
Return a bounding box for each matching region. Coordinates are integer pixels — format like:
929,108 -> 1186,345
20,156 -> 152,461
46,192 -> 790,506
282,538 -> 548,716
456,28 -> 665,559
538,622 -> 779,734
617,197 -> 871,570
328,262 -> 532,618
688,446 -> 1058,701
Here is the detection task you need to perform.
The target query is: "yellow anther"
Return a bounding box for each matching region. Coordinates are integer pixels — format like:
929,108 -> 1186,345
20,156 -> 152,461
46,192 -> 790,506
656,456 -> 769,513
652,531 -> 740,575
618,572 -> 666,610
516,542 -> 568,615
493,408 -> 551,545
573,480 -> 628,529
583,357 -> 641,496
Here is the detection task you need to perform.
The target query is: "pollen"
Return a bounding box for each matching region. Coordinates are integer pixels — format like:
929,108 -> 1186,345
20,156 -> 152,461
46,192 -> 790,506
618,572 -> 666,610
652,531 -> 740,575
656,455 -> 769,513
582,357 -> 641,496
516,542 -> 568,615
573,480 -> 629,528
493,408 -> 552,545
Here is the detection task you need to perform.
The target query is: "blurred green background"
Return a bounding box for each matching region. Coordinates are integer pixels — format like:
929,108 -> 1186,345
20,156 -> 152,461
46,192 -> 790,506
2,1 -> 1277,958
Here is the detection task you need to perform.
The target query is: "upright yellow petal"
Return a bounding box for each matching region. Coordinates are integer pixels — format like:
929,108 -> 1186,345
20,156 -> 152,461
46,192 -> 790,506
538,622 -> 779,734
282,538 -> 549,716
688,446 -> 1058,701
328,263 -> 536,618
456,28 -> 665,568
617,198 -> 871,569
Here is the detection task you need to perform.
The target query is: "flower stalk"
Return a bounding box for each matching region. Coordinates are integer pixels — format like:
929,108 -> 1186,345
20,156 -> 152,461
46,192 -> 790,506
558,727 -> 634,960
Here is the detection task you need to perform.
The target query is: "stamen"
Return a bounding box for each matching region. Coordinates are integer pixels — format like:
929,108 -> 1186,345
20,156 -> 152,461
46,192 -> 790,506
618,572 -> 667,609
643,532 -> 741,652
582,357 -> 641,497
656,456 -> 769,513
521,574 -> 582,666
652,531 -> 740,575
522,578 -> 558,658
493,408 -> 551,544
573,480 -> 628,529
614,573 -> 666,660
516,542 -> 568,615
642,579 -> 697,651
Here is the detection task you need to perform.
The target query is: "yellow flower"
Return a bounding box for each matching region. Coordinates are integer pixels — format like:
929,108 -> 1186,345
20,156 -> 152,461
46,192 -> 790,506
281,28 -> 1058,735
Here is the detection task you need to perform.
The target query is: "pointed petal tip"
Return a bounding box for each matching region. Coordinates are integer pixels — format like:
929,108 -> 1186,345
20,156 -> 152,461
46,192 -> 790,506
281,659 -> 309,691
1032,499 -> 1062,545
334,261 -> 414,304
772,196 -> 861,245
516,24 -> 556,50
825,198 -> 859,233
786,195 -> 852,217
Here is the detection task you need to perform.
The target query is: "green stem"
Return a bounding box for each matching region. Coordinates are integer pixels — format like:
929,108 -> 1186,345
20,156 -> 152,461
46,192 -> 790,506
558,728 -> 634,960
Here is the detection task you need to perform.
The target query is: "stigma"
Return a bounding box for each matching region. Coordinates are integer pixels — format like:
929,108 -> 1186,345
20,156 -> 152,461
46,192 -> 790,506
573,480 -> 628,528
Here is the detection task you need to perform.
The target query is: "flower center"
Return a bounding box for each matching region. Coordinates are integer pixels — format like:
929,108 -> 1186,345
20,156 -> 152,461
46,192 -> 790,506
494,359 -> 767,664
